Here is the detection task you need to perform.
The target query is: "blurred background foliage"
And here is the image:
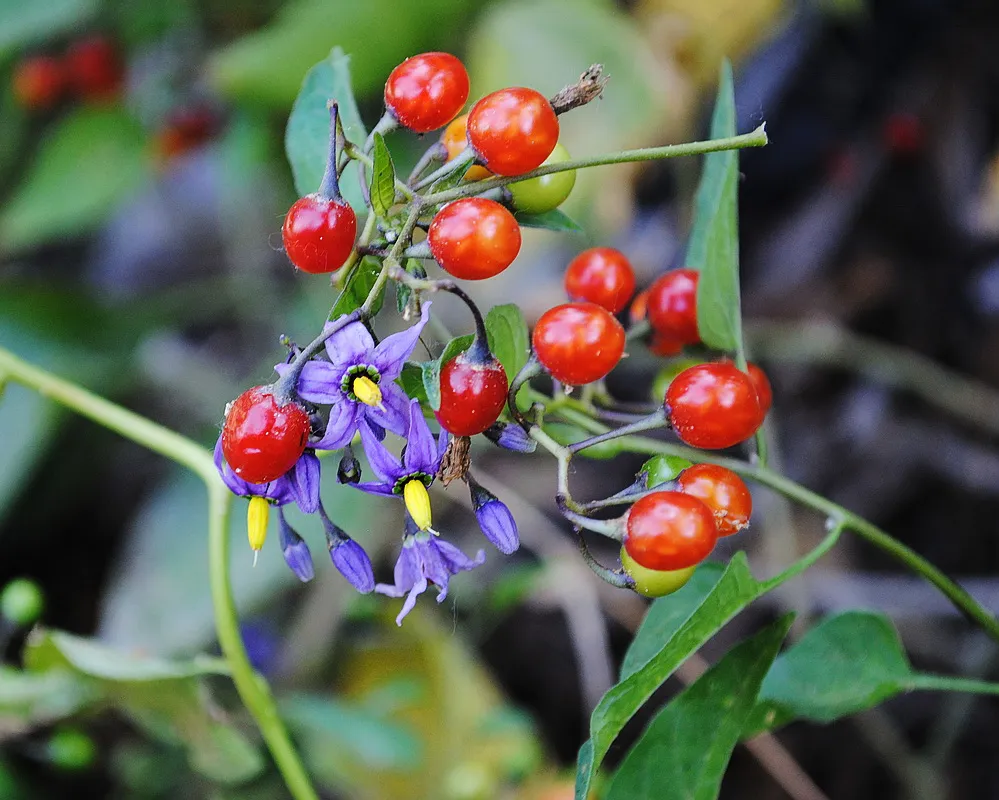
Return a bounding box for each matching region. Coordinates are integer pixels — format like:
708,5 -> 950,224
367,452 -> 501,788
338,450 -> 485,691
3,0 -> 999,797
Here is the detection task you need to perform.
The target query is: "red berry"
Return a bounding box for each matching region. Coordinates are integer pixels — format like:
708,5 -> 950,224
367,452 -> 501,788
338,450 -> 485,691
155,105 -> 220,161
624,491 -> 718,571
677,464 -> 752,536
428,197 -> 521,280
12,55 -> 66,110
532,302 -> 625,386
564,247 -> 636,314
466,87 -> 559,176
649,333 -> 685,357
65,35 -> 123,102
434,352 -> 509,436
747,362 -> 772,416
385,52 -> 469,134
647,268 -> 699,344
282,194 -> 357,274
665,363 -> 763,449
222,387 -> 311,484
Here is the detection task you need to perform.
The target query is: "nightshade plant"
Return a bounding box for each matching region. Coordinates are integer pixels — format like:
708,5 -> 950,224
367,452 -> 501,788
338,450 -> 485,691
4,47 -> 999,800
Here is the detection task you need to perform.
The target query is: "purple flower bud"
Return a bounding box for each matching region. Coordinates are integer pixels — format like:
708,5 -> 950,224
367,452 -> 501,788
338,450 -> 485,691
468,476 -> 519,554
278,510 -> 314,582
484,422 -> 536,453
337,446 -> 361,484
330,539 -> 375,593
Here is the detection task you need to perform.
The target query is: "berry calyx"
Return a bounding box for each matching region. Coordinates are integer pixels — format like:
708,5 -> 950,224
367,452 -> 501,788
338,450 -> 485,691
282,194 -> 357,274
13,55 -> 66,110
440,114 -> 492,181
221,386 -> 311,484
747,362 -> 773,416
665,363 -> 763,449
620,549 -> 696,598
563,247 -> 636,314
623,491 -> 718,571
428,197 -> 521,280
647,268 -> 700,344
384,52 -> 469,133
677,463 -> 752,536
508,143 -> 577,214
65,35 -> 123,102
467,87 -> 559,176
435,351 -> 509,436
532,302 -> 626,386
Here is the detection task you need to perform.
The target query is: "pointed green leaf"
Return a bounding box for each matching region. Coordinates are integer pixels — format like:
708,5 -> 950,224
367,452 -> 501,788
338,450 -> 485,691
429,163 -> 472,195
369,132 -> 397,217
514,209 -> 583,233
285,47 -> 367,212
606,616 -> 793,800
330,256 -> 385,320
484,303 -> 530,382
398,362 -> 429,405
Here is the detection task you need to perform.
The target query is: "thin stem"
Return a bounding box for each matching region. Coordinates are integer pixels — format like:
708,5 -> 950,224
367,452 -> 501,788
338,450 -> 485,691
574,528 -> 633,588
413,148 -> 476,192
567,409 -> 667,454
407,141 -> 447,185
423,125 -> 769,205
360,203 -> 424,316
335,212 -> 380,290
362,111 -> 398,155
343,143 -> 416,202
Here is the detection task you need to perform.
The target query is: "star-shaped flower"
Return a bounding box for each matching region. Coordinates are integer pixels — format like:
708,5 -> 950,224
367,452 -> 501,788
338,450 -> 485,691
213,437 -> 320,513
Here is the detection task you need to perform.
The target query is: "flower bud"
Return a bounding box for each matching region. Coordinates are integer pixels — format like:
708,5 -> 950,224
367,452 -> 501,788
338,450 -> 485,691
277,509 -> 314,582
483,422 -> 536,453
330,539 -> 375,593
337,446 -> 361,484
468,476 -> 519,554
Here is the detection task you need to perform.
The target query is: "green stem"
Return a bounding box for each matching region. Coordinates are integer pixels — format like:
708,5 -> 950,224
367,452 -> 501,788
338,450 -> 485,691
0,346 -> 319,800
344,143 -> 416,202
423,125 -> 768,206
361,204 -> 424,315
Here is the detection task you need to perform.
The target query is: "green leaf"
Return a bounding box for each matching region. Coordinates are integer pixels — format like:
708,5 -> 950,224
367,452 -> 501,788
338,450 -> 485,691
369,132 -> 397,217
0,107 -> 149,253
0,0 -> 98,56
514,209 -> 583,233
285,47 -> 367,212
687,60 -> 743,355
575,553 -> 762,799
399,362 -> 429,405
421,334 -> 473,411
484,304 -> 530,382
0,666 -> 95,729
605,616 -> 793,800
330,256 -> 384,320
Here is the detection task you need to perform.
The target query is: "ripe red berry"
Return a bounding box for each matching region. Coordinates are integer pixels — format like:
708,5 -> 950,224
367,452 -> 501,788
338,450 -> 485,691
624,491 -> 718,571
282,194 -> 357,274
65,35 -> 123,102
665,363 -> 763,449
435,352 -> 509,436
428,197 -> 521,280
532,302 -> 626,386
12,55 -> 66,110
155,105 -> 220,161
647,268 -> 700,344
747,362 -> 773,416
677,464 -> 752,536
222,387 -> 311,484
467,87 -> 559,176
385,52 -> 469,134
564,247 -> 636,314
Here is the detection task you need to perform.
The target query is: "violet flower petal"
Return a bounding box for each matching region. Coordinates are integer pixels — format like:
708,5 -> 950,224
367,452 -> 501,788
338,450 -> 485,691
324,319 -> 375,367
402,400 -> 436,473
330,539 -> 375,593
291,451 -> 321,514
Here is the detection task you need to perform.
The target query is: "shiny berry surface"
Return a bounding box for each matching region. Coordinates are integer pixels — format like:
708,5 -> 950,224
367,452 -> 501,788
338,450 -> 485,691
65,35 -> 122,101
677,463 -> 752,536
624,491 -> 718,571
385,52 -> 469,133
508,143 -> 576,213
620,549 -> 696,598
282,194 -> 357,274
748,362 -> 773,416
435,352 -> 509,436
428,197 -> 521,280
665,363 -> 763,449
467,87 -> 559,176
222,387 -> 311,484
13,56 -> 66,110
532,302 -> 625,386
440,114 -> 492,181
564,247 -> 636,314
647,268 -> 700,344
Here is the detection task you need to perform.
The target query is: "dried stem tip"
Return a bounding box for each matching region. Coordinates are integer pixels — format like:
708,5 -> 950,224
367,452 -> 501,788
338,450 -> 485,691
549,64 -> 608,115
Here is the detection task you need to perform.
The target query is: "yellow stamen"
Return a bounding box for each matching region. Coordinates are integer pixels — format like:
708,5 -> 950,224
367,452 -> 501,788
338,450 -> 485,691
352,375 -> 383,408
403,479 -> 432,531
247,496 -> 269,559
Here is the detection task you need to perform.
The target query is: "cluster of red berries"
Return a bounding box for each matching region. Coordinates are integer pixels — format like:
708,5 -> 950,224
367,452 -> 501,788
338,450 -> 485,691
13,35 -> 122,112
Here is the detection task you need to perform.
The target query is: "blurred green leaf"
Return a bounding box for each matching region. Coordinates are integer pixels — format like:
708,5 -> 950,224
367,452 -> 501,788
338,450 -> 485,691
606,616 -> 792,800
285,47 -> 367,211
689,61 -> 743,355
0,666 -> 95,730
576,554 -> 762,798
0,0 -> 98,56
514,209 -> 583,233
330,256 -> 385,320
544,422 -> 622,460
0,107 -> 149,253
484,304 -> 529,383
369,132 -> 397,217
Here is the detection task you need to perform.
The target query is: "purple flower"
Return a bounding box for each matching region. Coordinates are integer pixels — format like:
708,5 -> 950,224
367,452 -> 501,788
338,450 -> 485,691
353,400 -> 448,531
278,509 -> 314,582
275,303 -> 431,450
376,519 -> 485,625
468,476 -> 519,554
318,502 -> 374,593
213,437 -> 320,514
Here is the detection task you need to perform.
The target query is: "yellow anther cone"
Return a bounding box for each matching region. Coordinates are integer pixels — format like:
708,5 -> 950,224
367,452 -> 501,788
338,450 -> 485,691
352,375 -> 383,408
247,496 -> 269,559
403,480 -> 432,530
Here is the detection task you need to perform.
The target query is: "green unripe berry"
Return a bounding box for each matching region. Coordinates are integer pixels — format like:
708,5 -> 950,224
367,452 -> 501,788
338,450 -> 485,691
1,578 -> 44,626
508,143 -> 576,214
640,455 -> 692,488
620,549 -> 696,597
47,729 -> 97,771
